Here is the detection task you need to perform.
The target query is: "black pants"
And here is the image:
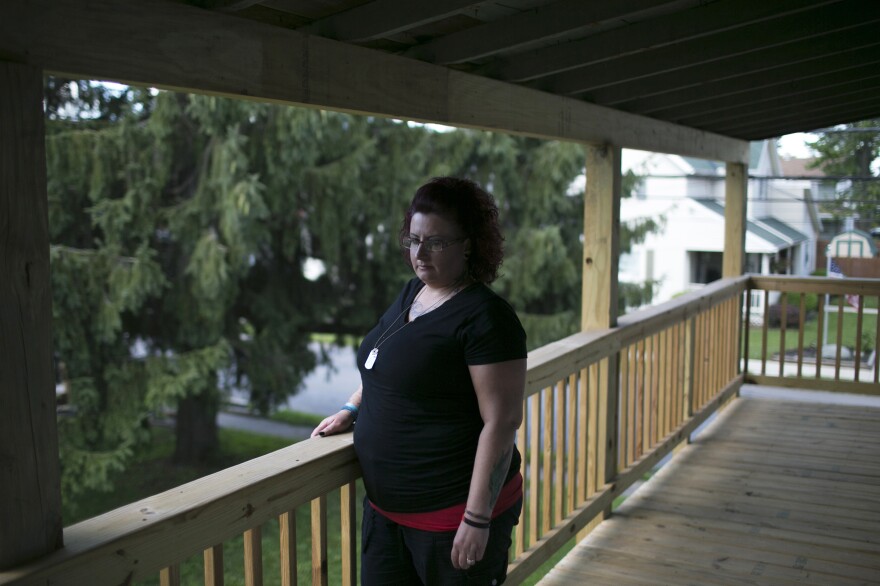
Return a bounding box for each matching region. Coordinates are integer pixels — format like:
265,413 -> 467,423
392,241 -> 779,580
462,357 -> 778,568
360,497 -> 522,586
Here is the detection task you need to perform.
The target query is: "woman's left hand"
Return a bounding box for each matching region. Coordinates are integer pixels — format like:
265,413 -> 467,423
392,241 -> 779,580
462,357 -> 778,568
450,522 -> 490,570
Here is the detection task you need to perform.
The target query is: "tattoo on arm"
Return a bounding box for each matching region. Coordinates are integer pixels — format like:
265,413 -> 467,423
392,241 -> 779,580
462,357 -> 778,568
487,446 -> 513,509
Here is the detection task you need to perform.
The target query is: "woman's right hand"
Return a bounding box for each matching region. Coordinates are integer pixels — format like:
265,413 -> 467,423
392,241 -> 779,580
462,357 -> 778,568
310,410 -> 354,438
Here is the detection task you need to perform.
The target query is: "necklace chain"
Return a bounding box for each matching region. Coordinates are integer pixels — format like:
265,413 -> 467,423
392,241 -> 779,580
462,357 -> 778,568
364,282 -> 464,370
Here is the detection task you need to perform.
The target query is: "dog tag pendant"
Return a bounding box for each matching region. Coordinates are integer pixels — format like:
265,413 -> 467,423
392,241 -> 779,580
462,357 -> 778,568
365,348 -> 379,369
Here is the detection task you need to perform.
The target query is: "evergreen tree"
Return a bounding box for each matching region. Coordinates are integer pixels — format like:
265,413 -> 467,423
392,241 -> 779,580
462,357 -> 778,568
808,119 -> 880,223
47,81 -> 657,501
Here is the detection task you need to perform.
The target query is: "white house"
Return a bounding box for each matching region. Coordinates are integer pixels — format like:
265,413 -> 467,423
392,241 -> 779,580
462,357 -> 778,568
618,141 -> 817,310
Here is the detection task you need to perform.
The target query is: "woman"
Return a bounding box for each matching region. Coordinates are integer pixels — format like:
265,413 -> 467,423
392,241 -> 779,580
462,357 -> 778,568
312,176 -> 526,585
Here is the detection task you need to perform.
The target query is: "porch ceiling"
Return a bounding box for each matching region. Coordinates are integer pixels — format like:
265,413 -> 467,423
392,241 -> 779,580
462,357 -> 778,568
2,0 -> 879,161
194,0 -> 880,142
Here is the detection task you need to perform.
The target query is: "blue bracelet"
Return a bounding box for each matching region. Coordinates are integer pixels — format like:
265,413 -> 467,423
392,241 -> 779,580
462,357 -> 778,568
340,403 -> 358,419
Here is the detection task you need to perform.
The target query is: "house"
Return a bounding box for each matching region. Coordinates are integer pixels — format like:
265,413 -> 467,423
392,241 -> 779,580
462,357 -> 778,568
619,141 -> 817,311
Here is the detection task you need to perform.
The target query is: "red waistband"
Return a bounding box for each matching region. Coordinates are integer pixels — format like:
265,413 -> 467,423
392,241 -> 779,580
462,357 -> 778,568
370,472 -> 523,532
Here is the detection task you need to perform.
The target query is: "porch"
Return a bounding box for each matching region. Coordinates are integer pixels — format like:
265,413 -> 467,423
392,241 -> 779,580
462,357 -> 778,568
2,274 -> 878,585
539,388 -> 880,585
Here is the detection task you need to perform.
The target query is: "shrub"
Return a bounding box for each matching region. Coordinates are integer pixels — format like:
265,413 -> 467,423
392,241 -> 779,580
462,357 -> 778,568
784,291 -> 819,313
767,303 -> 801,328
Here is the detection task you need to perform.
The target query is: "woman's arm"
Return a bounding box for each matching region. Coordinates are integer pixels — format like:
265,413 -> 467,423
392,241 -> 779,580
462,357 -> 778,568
310,384 -> 363,438
451,358 -> 526,570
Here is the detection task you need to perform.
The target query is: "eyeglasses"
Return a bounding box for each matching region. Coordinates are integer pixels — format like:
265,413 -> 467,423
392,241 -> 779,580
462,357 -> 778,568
400,236 -> 466,253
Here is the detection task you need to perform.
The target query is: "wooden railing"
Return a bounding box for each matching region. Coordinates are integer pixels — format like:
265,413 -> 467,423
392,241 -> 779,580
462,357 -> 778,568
0,274 -> 782,586
744,275 -> 880,394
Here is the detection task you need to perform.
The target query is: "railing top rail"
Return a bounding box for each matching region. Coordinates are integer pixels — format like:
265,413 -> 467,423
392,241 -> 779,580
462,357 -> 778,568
526,276 -> 748,393
0,434 -> 359,585
748,274 -> 880,294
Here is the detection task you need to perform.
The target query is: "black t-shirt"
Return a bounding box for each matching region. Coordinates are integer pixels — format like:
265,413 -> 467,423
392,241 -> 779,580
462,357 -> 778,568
353,278 -> 527,513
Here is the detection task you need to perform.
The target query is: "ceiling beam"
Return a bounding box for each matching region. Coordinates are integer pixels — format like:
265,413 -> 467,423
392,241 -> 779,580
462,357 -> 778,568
615,48 -> 880,116
403,0 -> 679,64
717,101 -> 880,140
579,25 -> 880,106
536,2 -> 873,95
299,0 -> 480,42
648,61 -> 880,121
484,0 -> 837,82
684,83 -> 880,129
0,0 -> 749,163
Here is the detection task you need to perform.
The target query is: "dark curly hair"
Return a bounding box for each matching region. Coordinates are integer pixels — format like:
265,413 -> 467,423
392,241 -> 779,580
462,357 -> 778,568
400,177 -> 504,284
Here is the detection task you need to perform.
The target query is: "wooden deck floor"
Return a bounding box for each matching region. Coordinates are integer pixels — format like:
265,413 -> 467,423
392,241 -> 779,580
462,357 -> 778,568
538,393 -> 880,586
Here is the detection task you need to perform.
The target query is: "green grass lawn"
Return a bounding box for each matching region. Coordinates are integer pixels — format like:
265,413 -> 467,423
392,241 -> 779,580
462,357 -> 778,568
746,310 -> 877,360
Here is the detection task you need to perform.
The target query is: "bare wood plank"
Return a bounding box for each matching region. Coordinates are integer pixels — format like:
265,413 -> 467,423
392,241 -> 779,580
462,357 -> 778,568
855,296 -> 864,381
279,510 -> 296,586
723,162 -> 747,278
528,393 -> 539,546
797,293 -> 806,377
244,526 -> 262,586
542,387 -> 553,534
203,545 -> 223,586
566,373 -> 576,513
159,564 -> 180,586
554,381 -> 564,526
311,497 -> 328,586
2,434 -> 360,584
546,395 -> 880,585
340,482 -> 357,586
761,290 -> 770,375
0,0 -> 750,162
0,61 -> 61,571
300,0 -> 478,42
581,143 -> 621,331
749,275 -> 880,295
746,375 -> 880,396
816,293 -> 826,379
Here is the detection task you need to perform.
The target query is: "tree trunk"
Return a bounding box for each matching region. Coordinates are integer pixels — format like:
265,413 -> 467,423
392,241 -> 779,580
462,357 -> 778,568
174,392 -> 219,464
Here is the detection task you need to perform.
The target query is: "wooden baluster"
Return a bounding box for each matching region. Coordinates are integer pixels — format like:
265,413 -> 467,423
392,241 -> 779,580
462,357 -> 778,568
875,295 -> 880,384
816,293 -> 826,379
567,372 -> 577,513
528,392 -> 539,546
160,564 -> 180,586
244,526 -> 262,586
542,386 -> 553,535
280,510 -> 297,586
658,328 -> 668,440
779,294 -> 788,378
855,295 -> 864,381
311,496 -> 328,586
835,296 -> 845,380
554,380 -> 564,526
637,338 -> 646,458
743,288 -> 752,378
619,346 -> 630,470
204,544 -> 224,586
586,364 -> 598,501
341,482 -> 357,586
797,293 -> 806,378
761,290 -> 770,375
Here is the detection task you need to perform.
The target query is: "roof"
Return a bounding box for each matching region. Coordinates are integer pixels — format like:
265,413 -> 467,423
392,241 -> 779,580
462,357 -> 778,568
779,157 -> 828,178
693,198 -> 809,250
4,0 -> 879,160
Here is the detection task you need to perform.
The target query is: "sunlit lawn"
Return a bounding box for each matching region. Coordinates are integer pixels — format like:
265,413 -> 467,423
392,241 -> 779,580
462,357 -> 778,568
745,306 -> 877,360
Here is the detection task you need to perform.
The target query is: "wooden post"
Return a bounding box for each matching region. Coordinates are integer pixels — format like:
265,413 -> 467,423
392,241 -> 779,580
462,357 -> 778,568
722,162 -> 747,278
581,143 -> 621,523
0,61 -> 63,569
723,161 -> 747,398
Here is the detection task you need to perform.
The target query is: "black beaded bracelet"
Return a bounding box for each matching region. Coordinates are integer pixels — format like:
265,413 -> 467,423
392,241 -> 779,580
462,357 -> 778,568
461,516 -> 491,529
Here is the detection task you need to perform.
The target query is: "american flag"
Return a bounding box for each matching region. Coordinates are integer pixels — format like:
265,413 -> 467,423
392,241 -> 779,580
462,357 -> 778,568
828,258 -> 860,309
